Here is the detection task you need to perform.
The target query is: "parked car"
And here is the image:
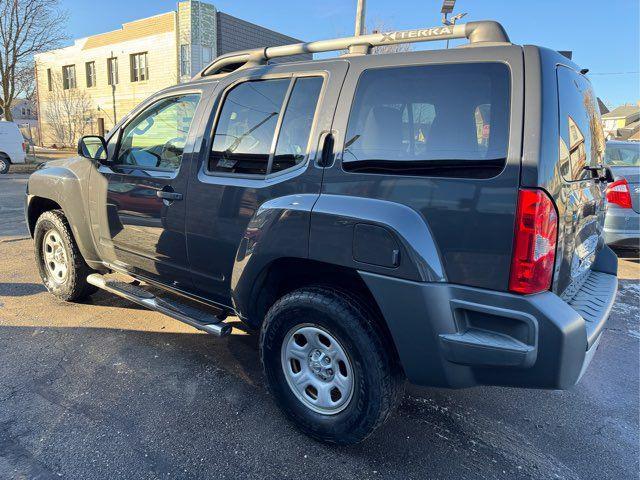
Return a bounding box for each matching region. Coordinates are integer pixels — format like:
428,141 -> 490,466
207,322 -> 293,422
603,140 -> 640,249
25,21 -> 618,444
0,121 -> 27,173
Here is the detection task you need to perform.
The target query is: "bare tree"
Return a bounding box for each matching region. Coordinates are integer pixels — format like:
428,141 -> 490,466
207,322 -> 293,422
0,0 -> 67,121
43,73 -> 95,147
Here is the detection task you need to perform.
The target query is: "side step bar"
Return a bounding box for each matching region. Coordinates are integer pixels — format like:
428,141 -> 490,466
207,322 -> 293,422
87,274 -> 232,337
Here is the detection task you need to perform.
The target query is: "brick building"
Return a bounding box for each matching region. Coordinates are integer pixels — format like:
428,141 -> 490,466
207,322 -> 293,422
34,1 -> 307,146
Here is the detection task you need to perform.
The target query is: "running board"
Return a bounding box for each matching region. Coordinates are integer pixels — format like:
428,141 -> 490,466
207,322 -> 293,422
87,274 -> 232,337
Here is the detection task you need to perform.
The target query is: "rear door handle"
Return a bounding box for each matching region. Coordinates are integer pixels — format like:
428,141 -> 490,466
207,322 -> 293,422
316,131 -> 335,168
156,190 -> 183,201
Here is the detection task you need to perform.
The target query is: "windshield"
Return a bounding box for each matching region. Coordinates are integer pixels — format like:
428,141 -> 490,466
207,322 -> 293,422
605,143 -> 640,167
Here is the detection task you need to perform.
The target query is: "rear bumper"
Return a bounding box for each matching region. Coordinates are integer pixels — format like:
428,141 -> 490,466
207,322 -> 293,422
361,256 -> 618,390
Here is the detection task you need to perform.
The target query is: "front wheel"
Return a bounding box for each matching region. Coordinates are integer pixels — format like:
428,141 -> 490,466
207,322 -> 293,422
260,287 -> 404,444
34,210 -> 97,302
0,155 -> 10,174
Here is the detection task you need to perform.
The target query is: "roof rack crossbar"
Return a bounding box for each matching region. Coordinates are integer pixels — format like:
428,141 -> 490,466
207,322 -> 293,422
197,20 -> 509,78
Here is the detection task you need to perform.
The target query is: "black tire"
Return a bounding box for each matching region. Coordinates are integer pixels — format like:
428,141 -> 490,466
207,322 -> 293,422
0,154 -> 10,174
260,287 -> 404,444
34,210 -> 97,302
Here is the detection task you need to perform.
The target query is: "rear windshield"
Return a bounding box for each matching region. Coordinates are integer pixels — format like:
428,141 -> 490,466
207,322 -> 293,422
605,143 -> 640,167
556,66 -> 605,181
342,62 -> 511,178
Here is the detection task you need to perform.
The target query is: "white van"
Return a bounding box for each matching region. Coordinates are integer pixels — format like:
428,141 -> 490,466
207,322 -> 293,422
0,121 -> 27,174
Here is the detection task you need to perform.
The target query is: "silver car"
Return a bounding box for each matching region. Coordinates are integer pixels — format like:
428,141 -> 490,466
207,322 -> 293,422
603,140 -> 640,249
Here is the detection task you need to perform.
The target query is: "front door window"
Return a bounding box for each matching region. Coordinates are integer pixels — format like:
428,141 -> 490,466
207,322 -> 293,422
115,94 -> 201,171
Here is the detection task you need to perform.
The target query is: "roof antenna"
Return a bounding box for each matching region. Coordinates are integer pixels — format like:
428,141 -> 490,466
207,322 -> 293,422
441,0 -> 467,49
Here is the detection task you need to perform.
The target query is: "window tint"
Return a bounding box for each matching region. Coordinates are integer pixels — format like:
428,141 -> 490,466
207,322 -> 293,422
557,66 -> 605,181
115,94 -> 200,171
343,63 -> 511,178
209,79 -> 289,175
605,143 -> 640,167
272,77 -> 323,173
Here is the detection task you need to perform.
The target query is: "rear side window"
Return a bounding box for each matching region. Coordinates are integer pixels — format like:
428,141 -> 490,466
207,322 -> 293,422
605,143 -> 640,167
272,77 -> 323,174
209,77 -> 323,176
210,79 -> 289,176
557,66 -> 605,181
342,63 -> 511,178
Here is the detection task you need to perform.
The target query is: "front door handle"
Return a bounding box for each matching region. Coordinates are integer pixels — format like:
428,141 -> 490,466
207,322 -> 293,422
156,188 -> 183,204
156,191 -> 183,201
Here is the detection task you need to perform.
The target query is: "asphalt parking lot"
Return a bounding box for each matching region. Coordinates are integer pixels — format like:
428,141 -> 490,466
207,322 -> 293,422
1,173 -> 638,480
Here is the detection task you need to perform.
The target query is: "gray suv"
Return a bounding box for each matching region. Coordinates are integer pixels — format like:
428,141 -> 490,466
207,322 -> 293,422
25,21 -> 618,444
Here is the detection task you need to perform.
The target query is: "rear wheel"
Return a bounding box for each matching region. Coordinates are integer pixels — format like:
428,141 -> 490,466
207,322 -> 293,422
260,287 -> 404,444
0,155 -> 10,174
34,210 -> 97,301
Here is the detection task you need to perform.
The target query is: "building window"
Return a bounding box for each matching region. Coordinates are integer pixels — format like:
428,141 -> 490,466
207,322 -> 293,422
202,46 -> 213,65
180,44 -> 191,76
107,57 -> 119,86
62,65 -> 76,90
130,52 -> 149,82
47,69 -> 52,91
85,61 -> 96,87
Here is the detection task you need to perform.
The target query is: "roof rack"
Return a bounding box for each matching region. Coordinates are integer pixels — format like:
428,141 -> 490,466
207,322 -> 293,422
196,20 -> 510,78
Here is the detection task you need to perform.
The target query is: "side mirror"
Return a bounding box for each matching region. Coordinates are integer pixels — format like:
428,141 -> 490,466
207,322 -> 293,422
78,135 -> 108,162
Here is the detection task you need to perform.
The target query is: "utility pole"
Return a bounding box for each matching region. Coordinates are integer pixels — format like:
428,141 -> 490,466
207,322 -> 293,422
110,50 -> 117,126
355,0 -> 366,36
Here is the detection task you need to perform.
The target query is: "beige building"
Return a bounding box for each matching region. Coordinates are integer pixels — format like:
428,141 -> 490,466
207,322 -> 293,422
34,1 -> 307,147
601,103 -> 640,140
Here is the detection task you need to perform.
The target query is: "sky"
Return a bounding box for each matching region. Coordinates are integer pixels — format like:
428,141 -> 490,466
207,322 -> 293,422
61,0 -> 639,107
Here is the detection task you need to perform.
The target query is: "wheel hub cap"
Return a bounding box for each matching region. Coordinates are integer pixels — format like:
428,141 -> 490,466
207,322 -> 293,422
281,324 -> 354,415
308,349 -> 334,381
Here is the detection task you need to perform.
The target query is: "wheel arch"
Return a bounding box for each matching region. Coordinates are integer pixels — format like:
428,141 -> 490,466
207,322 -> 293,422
243,257 -> 402,366
27,164 -> 102,267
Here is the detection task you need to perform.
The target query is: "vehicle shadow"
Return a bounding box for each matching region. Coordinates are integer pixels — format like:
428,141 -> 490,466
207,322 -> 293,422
0,282 -> 46,297
0,319 -> 635,480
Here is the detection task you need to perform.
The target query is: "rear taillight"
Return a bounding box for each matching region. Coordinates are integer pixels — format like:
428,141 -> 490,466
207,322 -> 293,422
606,178 -> 632,209
509,188 -> 558,295
21,142 -> 26,152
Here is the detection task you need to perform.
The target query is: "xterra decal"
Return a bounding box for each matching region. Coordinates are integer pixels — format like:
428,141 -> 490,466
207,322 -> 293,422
380,27 -> 454,42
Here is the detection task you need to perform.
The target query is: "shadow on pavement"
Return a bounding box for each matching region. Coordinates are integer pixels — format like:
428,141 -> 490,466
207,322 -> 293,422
0,319 -> 636,480
0,282 -> 46,297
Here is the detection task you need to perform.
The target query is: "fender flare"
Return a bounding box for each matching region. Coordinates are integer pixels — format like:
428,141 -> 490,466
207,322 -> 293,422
26,163 -> 102,266
230,193 -> 318,319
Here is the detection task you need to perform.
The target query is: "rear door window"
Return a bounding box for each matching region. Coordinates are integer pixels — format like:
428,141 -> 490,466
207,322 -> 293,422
557,66 -> 605,181
209,79 -> 290,176
342,63 -> 511,178
208,76 -> 323,177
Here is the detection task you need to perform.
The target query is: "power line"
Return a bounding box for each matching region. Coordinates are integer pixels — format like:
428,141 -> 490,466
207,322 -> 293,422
588,71 -> 640,76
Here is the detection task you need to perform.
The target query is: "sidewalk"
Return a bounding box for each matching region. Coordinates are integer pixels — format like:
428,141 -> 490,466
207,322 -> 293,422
9,147 -> 75,174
